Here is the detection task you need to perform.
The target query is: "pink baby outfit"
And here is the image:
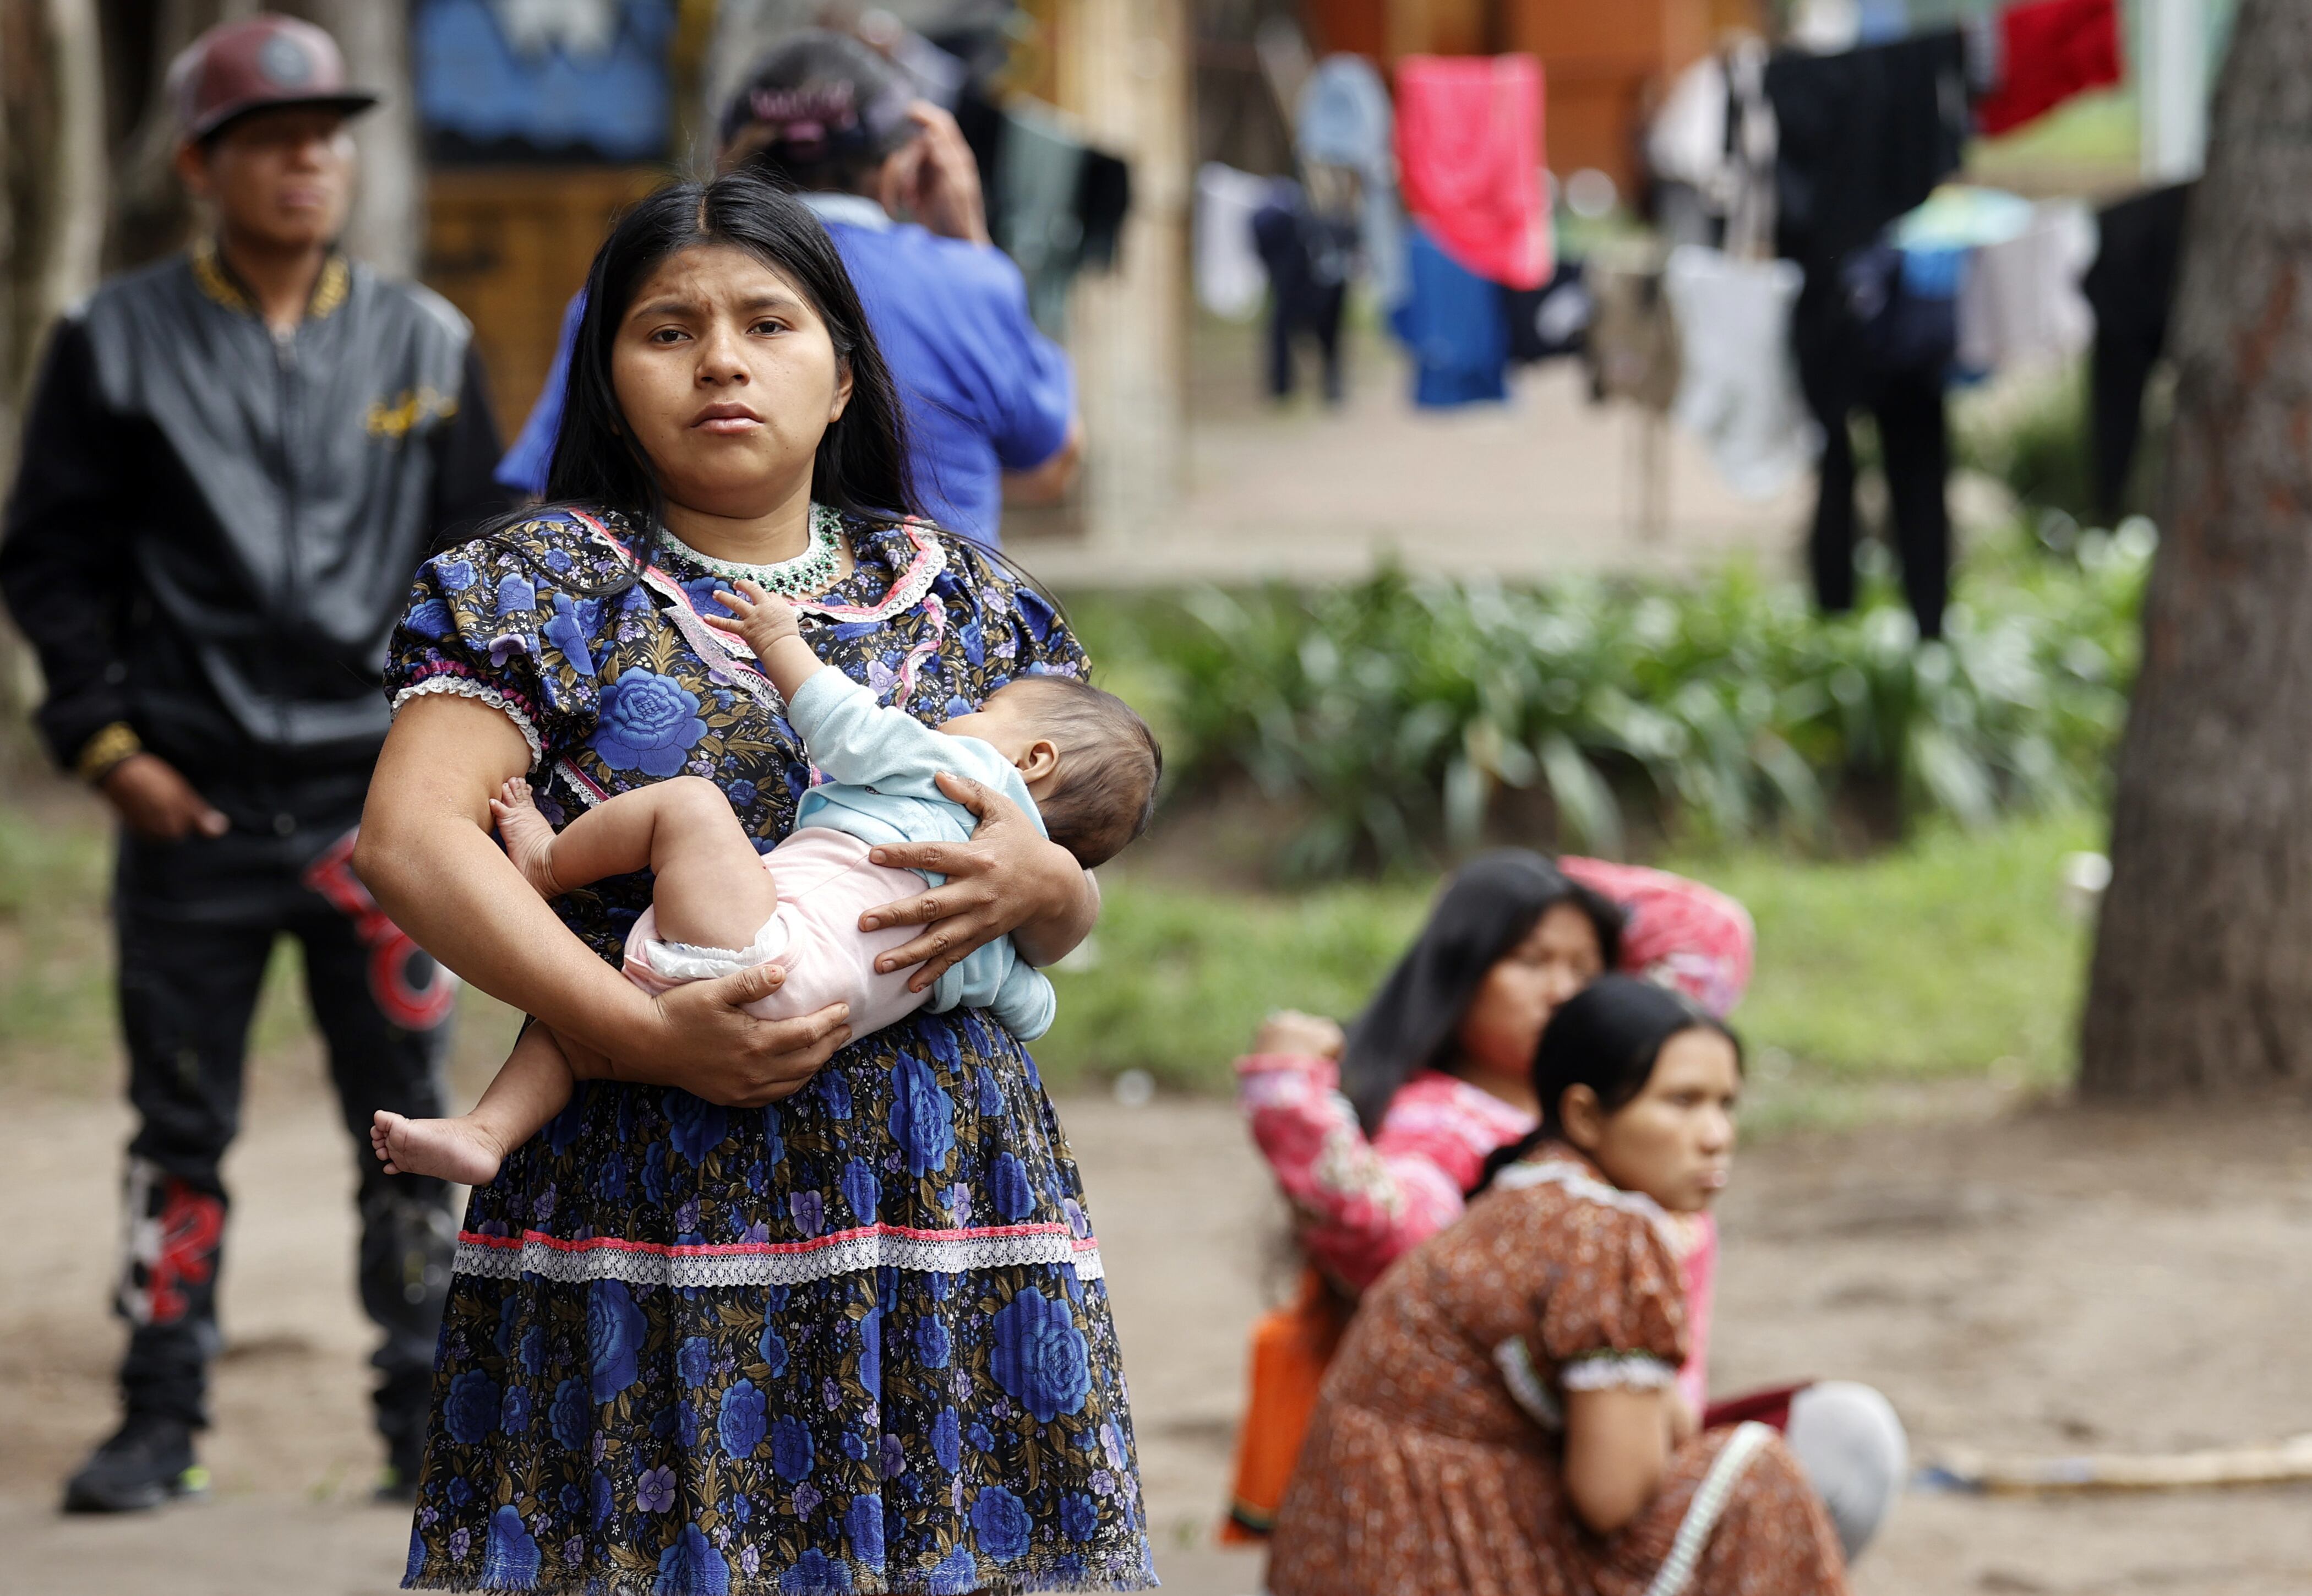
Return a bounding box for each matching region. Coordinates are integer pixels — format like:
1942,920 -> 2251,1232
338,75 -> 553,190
620,826 -> 930,1037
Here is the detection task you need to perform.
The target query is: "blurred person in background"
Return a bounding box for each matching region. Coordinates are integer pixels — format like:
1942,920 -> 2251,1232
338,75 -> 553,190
0,14 -> 509,1513
1267,979 -> 1858,1596
1232,854 -> 1904,1568
497,27 -> 1079,548
1226,852 -> 1752,1544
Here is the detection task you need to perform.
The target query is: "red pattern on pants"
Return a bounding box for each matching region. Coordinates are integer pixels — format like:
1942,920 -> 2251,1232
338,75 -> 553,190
119,1161 -> 226,1327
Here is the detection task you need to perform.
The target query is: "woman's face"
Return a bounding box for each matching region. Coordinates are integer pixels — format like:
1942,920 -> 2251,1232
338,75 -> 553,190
610,243 -> 852,521
1565,1029 -> 1740,1213
1454,903 -> 1607,1086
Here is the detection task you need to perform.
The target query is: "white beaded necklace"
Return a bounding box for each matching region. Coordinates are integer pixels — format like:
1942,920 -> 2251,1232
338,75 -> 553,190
658,503 -> 846,597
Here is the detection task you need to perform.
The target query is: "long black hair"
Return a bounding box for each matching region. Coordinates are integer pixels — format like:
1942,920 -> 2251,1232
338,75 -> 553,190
1338,850 -> 1624,1136
476,168 -> 919,589
1473,975 -> 1742,1194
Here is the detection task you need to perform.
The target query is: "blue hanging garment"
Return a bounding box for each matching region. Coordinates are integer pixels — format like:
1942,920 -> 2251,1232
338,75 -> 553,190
1390,225 -> 1510,407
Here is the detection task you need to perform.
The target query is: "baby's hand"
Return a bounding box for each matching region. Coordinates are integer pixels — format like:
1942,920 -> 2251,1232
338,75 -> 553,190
704,578 -> 801,657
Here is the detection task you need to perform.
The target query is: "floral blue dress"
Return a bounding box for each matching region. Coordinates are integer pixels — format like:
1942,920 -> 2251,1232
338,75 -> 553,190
385,509 -> 1155,1595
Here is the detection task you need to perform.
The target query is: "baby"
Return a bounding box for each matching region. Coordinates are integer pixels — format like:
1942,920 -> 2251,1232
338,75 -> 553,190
371,577 -> 1160,1184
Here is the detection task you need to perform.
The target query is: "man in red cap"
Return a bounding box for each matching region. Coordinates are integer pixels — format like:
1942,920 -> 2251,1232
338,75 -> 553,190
0,14 -> 509,1512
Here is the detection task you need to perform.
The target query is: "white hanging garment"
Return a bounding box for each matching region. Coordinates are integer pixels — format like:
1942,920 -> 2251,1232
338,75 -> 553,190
1195,162 -> 1273,322
1665,244 -> 1819,499
1956,200 -> 2098,373
1646,40 -> 1777,260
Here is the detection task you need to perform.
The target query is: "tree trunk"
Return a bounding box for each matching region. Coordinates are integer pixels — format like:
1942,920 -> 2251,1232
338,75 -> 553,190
0,0 -> 106,769
2079,0 -> 2312,1096
104,0 -> 238,273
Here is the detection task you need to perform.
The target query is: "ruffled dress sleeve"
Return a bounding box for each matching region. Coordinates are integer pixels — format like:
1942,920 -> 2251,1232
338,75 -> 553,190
1537,1200 -> 1690,1396
1235,1053 -> 1499,1293
1560,856 -> 1755,1017
382,518 -> 612,766
937,532 -> 1089,688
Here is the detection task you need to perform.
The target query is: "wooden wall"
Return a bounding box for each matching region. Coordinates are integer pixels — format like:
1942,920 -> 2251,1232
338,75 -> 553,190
422,167 -> 667,437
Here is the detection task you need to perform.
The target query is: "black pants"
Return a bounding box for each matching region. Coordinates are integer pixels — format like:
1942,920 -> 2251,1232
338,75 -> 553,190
1795,291 -> 1953,641
1252,202 -> 1349,404
112,772 -> 456,1448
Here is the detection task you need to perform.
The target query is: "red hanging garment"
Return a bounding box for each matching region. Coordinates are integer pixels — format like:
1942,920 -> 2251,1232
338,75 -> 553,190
1976,0 -> 2123,136
1394,53 -> 1552,291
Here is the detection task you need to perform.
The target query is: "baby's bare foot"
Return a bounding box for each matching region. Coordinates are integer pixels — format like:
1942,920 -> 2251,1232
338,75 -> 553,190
372,1109 -> 507,1185
490,777 -> 565,899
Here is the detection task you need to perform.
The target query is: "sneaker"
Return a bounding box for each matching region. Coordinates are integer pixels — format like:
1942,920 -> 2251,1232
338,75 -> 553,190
61,1413 -> 206,1513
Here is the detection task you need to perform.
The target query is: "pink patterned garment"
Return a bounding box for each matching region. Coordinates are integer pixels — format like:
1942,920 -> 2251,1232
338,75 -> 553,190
1236,857 -> 1752,1411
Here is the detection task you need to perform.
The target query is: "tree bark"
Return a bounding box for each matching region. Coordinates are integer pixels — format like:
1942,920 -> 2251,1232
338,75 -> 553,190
0,0 -> 106,767
2079,0 -> 2312,1096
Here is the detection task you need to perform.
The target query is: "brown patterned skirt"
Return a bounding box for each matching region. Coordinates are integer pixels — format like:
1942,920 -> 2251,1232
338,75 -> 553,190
1269,1410 -> 1850,1596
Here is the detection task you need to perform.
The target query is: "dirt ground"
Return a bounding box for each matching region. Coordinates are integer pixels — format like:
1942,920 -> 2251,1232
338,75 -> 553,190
8,1042 -> 2312,1595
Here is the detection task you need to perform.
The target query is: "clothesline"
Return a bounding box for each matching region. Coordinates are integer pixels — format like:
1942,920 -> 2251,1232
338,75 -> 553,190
1190,0 -> 2171,640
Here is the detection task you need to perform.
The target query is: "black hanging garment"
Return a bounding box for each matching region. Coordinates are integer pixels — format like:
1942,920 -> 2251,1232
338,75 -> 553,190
2082,182 -> 2193,521
1502,256 -> 1593,365
1767,32 -> 1971,640
1252,182 -> 1356,404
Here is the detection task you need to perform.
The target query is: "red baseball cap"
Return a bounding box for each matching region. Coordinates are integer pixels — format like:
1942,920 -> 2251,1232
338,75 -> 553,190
170,14 -> 379,143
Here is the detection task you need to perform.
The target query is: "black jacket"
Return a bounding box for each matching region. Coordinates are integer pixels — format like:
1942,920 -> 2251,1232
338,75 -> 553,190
0,244 -> 510,781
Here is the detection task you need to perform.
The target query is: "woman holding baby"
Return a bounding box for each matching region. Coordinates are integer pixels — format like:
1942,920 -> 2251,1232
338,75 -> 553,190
359,171 -> 1155,1593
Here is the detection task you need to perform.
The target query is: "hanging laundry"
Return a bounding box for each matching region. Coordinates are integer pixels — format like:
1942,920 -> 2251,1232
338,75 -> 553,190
1502,257 -> 1592,364
1394,54 -> 1551,291
2083,182 -> 2193,520
1770,30 -> 1970,641
1390,224 -> 1510,407
1842,243 -> 1961,379
1665,246 -> 1816,499
1794,242 -> 1956,639
1956,200 -> 2096,373
1196,163 -> 1272,321
1253,181 -> 1356,404
1077,149 -> 1131,271
1648,39 -> 1779,260
1297,53 -> 1405,307
1766,31 -> 1971,272
1976,0 -> 2123,137
1583,245 -> 1681,415
989,100 -> 1135,337
1892,183 -> 2036,253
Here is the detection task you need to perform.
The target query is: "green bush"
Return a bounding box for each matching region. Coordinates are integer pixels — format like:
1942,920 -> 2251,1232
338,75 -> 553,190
1076,531 -> 2148,878
1035,809 -> 2100,1111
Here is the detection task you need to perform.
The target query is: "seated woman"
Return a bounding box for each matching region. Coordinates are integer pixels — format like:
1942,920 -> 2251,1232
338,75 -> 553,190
1267,977 -> 1849,1596
1226,851 -> 1751,1537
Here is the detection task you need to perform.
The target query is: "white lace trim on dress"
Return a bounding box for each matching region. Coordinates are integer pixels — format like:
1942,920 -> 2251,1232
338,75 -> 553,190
1492,1336 -> 1564,1430
390,677 -> 543,765
1560,1350 -> 1681,1391
454,1225 -> 1105,1289
1644,1421 -> 1776,1596
1490,1157 -> 1686,1251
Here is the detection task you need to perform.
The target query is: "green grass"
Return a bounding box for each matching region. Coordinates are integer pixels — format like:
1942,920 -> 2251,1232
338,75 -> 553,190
1037,810 -> 2102,1129
1,779 -> 2100,1131
0,796 -> 116,1073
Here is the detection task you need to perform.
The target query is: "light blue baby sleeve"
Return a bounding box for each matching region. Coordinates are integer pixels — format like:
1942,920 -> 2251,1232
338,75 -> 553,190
784,667 -> 1027,804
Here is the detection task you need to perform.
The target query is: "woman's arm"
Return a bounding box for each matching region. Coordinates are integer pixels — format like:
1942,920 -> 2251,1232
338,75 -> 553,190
1236,1016 -> 1473,1294
353,694 -> 852,1106
1562,1388 -> 1675,1536
859,770 -> 1098,987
